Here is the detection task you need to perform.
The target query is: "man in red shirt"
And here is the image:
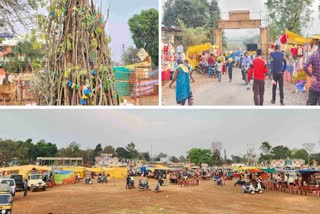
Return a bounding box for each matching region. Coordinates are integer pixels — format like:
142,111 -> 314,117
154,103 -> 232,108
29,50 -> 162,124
247,49 -> 268,105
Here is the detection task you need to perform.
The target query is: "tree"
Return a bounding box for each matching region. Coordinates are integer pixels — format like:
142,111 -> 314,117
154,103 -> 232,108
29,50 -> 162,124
103,145 -> 115,156
170,156 -> 179,163
231,155 -> 245,163
187,148 -> 212,166
179,155 -> 186,163
260,142 -> 272,155
162,0 -> 210,28
291,149 -> 308,162
265,0 -> 313,40
126,142 -> 139,159
121,46 -> 139,65
0,0 -> 45,33
157,152 -> 168,159
93,144 -> 103,158
207,0 -> 222,45
141,152 -> 150,161
178,27 -> 211,49
212,149 -> 223,166
34,140 -> 58,158
128,9 -> 159,66
271,146 -> 291,160
115,147 -> 130,159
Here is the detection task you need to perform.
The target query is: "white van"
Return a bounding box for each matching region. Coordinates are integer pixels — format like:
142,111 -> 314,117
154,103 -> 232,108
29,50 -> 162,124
0,179 -> 16,196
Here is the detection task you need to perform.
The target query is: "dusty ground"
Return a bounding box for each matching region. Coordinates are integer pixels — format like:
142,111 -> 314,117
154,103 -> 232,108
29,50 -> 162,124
12,179 -> 319,214
162,69 -> 308,106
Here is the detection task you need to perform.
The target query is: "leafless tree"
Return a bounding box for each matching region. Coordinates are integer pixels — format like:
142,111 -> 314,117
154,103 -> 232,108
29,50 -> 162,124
0,0 -> 42,34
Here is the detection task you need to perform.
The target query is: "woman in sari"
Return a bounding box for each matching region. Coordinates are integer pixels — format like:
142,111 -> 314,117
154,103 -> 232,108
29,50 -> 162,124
169,60 -> 193,105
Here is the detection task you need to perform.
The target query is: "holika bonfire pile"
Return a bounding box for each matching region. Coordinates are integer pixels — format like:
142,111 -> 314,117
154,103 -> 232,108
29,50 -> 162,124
37,0 -> 117,105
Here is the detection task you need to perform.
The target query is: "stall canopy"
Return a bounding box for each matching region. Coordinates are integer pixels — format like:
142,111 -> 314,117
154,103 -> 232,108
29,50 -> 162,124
285,30 -> 311,45
261,168 -> 276,174
299,169 -> 320,174
186,43 -> 218,68
0,165 -> 51,179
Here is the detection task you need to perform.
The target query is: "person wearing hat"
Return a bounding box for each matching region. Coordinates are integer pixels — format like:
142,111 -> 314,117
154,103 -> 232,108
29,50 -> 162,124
270,45 -> 287,105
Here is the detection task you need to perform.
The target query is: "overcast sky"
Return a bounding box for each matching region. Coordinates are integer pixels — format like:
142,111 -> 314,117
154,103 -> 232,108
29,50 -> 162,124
0,110 -> 319,158
103,0 -> 158,62
161,0 -> 320,38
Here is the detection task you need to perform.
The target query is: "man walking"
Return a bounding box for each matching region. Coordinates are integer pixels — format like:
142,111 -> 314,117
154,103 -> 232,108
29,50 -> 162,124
270,45 -> 287,105
303,48 -> 320,105
247,49 -> 268,105
241,52 -> 252,81
23,179 -> 28,199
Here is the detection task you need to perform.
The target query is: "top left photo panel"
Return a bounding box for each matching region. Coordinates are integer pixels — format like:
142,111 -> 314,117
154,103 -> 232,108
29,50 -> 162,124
0,0 -> 159,106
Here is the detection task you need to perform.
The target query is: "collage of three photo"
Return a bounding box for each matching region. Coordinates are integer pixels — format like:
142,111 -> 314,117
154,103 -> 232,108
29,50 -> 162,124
0,0 -> 320,214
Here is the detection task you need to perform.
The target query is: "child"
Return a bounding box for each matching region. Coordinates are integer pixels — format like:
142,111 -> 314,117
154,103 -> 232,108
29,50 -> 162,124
216,60 -> 222,82
226,58 -> 234,82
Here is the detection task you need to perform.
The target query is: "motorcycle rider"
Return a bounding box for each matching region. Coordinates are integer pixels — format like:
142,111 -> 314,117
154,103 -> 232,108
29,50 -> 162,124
241,52 -> 253,81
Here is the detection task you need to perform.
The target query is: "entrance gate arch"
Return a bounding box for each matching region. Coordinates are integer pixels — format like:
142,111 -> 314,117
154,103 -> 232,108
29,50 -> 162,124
214,10 -> 268,56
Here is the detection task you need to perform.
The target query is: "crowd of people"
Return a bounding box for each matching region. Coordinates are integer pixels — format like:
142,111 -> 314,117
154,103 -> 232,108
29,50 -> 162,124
168,42 -> 320,106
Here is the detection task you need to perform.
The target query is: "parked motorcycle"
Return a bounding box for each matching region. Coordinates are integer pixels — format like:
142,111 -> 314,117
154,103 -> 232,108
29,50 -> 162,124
216,177 -> 224,186
241,180 -> 264,194
97,175 -> 108,183
234,179 -> 246,187
85,177 -> 93,185
139,180 -> 151,191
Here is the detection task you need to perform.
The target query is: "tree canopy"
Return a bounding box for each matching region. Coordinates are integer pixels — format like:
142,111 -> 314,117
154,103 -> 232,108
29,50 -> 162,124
187,148 -> 212,166
265,0 -> 313,40
128,9 -> 159,66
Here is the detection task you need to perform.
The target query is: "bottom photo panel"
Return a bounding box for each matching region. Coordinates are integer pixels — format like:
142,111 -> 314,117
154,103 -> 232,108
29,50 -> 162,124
0,109 -> 319,214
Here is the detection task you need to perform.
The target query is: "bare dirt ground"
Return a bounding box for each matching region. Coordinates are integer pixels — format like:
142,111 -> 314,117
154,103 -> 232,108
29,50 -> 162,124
13,179 -> 319,214
162,69 -> 308,106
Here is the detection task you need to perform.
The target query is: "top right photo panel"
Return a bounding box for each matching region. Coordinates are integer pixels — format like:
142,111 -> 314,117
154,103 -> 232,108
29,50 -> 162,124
161,0 -> 320,106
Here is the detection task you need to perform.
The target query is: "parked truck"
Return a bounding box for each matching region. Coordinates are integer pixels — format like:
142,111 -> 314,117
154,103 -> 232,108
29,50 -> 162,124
27,172 -> 46,192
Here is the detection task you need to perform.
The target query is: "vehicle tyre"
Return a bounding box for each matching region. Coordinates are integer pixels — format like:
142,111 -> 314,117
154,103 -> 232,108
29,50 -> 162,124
43,186 -> 46,191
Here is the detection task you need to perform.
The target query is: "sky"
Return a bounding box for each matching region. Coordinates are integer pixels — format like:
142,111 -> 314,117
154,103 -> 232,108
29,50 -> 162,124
102,0 -> 159,62
161,0 -> 320,39
0,110 -> 319,158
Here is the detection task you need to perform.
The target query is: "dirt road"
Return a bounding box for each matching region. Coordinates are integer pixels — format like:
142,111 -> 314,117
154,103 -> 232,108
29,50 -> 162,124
162,69 -> 308,106
13,179 -> 319,214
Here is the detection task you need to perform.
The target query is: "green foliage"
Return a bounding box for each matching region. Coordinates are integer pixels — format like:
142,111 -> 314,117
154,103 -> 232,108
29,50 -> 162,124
187,148 -> 212,166
115,147 -> 130,159
260,142 -> 272,155
0,138 -> 57,166
178,27 -> 211,49
270,145 -> 292,160
2,40 -> 44,72
163,0 -> 209,28
128,9 -> 159,66
291,149 -> 309,162
163,0 -> 226,48
126,142 -> 139,159
265,0 -> 313,40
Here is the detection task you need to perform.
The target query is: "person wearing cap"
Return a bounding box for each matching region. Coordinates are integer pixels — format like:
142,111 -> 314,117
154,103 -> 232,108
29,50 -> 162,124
270,45 -> 287,105
247,49 -> 268,105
